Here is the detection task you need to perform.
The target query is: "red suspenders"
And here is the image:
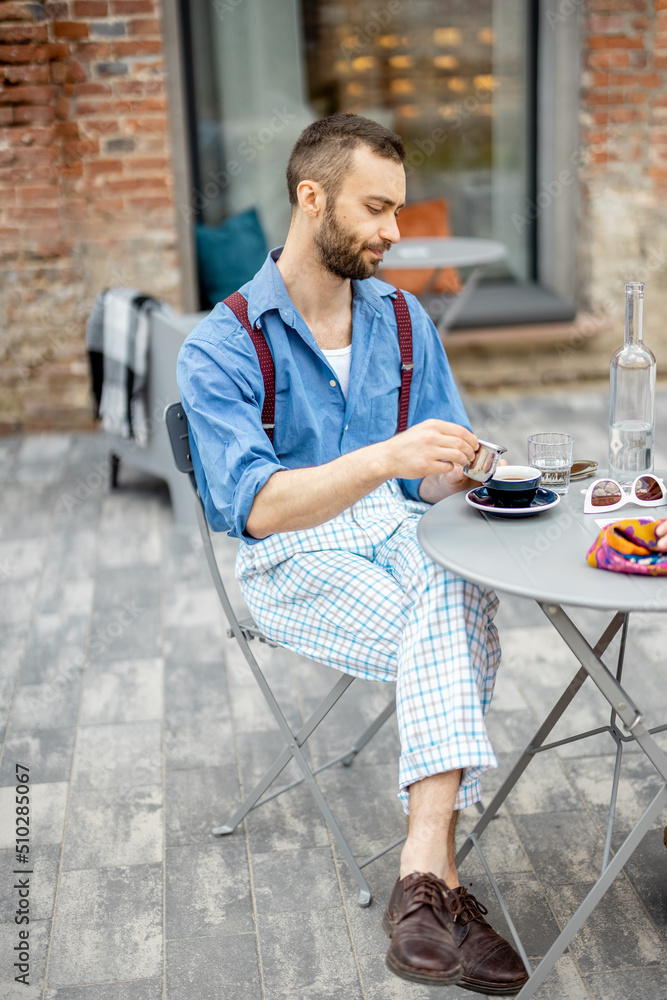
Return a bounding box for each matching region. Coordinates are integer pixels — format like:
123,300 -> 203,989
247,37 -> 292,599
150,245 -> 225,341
223,289 -> 414,443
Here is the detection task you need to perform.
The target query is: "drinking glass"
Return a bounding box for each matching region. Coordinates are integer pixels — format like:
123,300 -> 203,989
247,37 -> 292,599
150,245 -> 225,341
527,432 -> 574,495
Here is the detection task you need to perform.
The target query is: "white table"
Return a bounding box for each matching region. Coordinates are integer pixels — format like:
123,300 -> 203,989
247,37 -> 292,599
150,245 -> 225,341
380,236 -> 507,333
417,481 -> 667,998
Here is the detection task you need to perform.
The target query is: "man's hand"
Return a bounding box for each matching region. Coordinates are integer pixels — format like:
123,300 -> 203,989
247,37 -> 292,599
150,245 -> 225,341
655,520 -> 667,551
379,419 -> 479,484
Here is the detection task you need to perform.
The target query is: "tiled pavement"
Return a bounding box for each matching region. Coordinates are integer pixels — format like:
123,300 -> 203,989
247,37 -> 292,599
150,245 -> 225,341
0,387 -> 666,1000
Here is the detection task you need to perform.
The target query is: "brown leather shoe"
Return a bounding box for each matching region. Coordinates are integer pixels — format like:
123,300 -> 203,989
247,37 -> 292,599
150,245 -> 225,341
445,885 -> 529,995
383,872 -> 462,986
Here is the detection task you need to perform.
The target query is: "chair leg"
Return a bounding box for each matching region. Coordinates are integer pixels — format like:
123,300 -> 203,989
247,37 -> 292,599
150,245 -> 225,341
341,697 -> 396,766
212,745 -> 292,836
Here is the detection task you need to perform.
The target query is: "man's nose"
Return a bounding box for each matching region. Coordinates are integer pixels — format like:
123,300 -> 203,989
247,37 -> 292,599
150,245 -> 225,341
379,214 -> 401,244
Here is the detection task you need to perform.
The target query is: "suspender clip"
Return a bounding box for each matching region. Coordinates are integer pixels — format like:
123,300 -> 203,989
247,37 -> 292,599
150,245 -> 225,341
401,362 -> 414,371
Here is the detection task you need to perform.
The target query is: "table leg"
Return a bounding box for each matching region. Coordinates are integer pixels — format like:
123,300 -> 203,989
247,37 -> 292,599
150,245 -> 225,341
456,607 -> 667,997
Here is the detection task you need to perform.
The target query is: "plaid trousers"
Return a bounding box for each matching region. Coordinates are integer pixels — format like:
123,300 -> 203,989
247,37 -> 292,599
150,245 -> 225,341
235,479 -> 501,812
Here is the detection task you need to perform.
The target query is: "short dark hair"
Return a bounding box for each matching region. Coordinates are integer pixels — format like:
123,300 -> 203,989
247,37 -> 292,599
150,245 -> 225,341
286,113 -> 405,208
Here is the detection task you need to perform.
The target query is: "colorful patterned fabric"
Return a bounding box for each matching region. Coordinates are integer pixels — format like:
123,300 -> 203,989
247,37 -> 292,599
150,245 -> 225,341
586,517 -> 667,575
235,479 -> 501,814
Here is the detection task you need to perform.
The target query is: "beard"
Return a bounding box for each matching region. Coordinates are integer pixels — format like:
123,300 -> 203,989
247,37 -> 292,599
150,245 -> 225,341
314,202 -> 392,281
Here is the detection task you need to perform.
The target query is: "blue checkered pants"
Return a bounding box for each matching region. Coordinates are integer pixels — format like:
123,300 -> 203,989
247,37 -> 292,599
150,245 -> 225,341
235,480 -> 500,812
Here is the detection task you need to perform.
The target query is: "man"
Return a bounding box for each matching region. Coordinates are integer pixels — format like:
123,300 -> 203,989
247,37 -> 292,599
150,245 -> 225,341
178,114 -> 528,994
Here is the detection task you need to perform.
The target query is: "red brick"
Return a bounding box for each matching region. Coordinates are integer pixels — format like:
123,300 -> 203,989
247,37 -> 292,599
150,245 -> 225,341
588,35 -> 644,49
608,73 -> 662,87
111,0 -> 154,12
607,107 -> 648,122
54,120 -> 80,138
63,82 -> 74,96
0,148 -> 16,165
0,107 -> 13,124
128,17 -> 161,34
631,16 -> 650,29
72,0 -> 108,13
75,42 -> 110,59
5,124 -> 55,145
587,50 -> 630,68
0,163 -> 55,181
41,2 -> 70,17
89,197 -> 124,212
79,118 -> 119,135
16,184 -> 59,202
124,154 -> 168,170
55,95 -> 70,118
50,61 -> 68,84
585,90 -> 626,105
628,50 -> 648,67
53,22 -> 90,40
112,39 -> 161,55
6,205 -> 61,221
0,43 -> 51,63
13,146 -> 59,164
0,2 -> 38,19
63,139 -> 100,160
65,59 -> 87,83
655,55 -> 667,70
0,85 -> 57,105
57,161 -> 83,177
130,97 -> 167,112
4,64 -> 52,85
126,195 -> 171,210
48,42 -> 71,59
123,116 -> 167,132
76,98 -> 131,114
73,82 -> 111,96
0,25 -> 48,44
86,157 -> 123,175
105,175 -> 167,191
13,105 -> 56,124
114,79 -> 162,94
587,15 -> 625,32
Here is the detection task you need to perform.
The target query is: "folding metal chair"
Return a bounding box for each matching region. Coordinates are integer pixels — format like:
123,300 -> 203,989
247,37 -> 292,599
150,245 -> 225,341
165,401 -> 406,906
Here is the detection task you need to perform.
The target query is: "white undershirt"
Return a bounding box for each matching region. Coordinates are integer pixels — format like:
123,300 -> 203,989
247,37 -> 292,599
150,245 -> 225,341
321,344 -> 352,399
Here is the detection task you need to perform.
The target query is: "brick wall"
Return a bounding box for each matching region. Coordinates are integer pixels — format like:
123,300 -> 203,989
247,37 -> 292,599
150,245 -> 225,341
580,0 -> 667,366
0,0 -> 182,433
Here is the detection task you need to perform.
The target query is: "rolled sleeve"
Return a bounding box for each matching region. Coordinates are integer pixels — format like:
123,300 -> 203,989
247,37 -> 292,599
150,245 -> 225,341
177,335 -> 288,540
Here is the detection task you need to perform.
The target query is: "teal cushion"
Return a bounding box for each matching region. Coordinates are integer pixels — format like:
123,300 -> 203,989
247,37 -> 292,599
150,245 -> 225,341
195,208 -> 267,305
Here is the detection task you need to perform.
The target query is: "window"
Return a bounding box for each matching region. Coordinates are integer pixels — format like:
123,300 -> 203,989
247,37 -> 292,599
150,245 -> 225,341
182,0 -> 576,325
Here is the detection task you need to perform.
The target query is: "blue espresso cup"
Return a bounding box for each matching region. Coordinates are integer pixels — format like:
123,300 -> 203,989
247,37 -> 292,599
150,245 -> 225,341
486,465 -> 543,507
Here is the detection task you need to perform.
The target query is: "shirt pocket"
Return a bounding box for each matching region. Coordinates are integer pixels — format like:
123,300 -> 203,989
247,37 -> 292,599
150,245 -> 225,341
368,388 -> 400,444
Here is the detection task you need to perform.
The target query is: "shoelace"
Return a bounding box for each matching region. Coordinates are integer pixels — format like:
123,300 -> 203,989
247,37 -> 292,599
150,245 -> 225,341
447,884 -> 491,927
400,873 -> 450,923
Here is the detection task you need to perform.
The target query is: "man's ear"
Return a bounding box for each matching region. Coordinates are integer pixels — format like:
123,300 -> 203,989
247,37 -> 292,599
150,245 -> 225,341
296,178 -> 325,218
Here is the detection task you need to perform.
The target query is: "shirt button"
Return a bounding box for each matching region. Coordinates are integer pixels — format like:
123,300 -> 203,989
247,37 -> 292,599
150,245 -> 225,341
329,379 -> 336,387
345,424 -> 349,431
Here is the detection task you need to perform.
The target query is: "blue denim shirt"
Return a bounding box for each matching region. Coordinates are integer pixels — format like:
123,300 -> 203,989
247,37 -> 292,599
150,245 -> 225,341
177,248 -> 471,541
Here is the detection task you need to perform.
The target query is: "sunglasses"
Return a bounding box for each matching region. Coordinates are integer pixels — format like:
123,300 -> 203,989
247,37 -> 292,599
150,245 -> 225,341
583,475 -> 667,514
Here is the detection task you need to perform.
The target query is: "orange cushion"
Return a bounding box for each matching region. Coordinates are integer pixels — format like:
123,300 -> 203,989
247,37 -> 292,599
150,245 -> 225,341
382,198 -> 462,295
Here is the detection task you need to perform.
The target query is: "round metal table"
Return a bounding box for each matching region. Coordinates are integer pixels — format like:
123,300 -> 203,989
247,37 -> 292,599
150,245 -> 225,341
417,480 -> 667,999
381,236 -> 507,269
379,236 -> 508,334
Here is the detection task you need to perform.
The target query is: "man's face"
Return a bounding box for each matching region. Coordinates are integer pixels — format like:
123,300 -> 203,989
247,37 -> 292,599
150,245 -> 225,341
314,146 -> 405,281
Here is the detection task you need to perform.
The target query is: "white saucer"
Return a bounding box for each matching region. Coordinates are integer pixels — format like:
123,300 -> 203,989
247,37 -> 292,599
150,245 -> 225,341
466,486 -> 561,518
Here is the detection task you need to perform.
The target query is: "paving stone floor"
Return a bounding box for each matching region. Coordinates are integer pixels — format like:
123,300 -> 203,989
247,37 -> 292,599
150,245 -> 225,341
0,387 -> 666,1000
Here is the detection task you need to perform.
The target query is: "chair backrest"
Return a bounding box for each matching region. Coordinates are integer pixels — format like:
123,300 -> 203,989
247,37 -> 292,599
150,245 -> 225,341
165,402 -> 195,477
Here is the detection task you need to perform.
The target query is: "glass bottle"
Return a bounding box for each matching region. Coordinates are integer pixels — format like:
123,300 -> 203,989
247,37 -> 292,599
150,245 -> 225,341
608,281 -> 656,484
